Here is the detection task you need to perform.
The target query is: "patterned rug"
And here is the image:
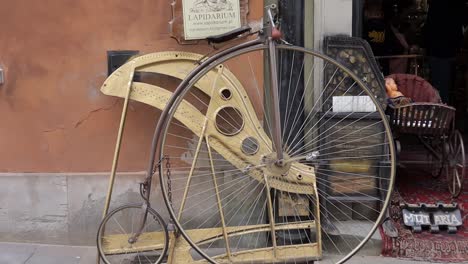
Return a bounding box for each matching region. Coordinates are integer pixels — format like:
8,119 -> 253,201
380,152 -> 468,262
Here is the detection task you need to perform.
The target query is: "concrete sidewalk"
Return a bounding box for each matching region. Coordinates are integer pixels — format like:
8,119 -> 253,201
0,242 -> 430,264
0,242 -> 96,264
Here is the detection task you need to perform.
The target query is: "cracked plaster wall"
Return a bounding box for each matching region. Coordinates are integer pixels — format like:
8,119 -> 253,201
0,0 -> 263,245
0,0 -> 263,172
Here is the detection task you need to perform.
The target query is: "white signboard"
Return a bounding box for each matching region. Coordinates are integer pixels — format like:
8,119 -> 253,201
332,96 -> 376,112
182,0 -> 241,40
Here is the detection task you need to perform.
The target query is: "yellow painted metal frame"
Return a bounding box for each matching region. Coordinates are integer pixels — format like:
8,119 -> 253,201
100,51 -> 321,263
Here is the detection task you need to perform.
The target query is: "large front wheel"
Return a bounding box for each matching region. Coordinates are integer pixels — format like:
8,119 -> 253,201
156,44 -> 396,263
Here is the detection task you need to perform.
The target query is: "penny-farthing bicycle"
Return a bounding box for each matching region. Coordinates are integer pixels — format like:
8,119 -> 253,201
97,5 -> 396,264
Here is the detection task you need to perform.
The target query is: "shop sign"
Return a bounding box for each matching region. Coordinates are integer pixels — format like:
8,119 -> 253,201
182,0 -> 241,40
402,210 -> 431,226
401,203 -> 462,234
433,211 -> 462,226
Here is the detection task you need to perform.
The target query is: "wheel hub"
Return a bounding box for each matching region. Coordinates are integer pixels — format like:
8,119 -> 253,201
261,152 -> 291,177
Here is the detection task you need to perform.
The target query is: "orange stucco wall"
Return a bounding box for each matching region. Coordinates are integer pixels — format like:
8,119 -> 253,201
0,0 -> 263,172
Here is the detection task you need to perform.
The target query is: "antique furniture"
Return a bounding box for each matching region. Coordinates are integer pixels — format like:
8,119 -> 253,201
387,73 -> 465,197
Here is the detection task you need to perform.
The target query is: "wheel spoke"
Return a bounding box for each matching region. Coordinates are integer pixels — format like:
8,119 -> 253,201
206,136 -> 232,259
178,119 -> 208,221
455,170 -> 461,187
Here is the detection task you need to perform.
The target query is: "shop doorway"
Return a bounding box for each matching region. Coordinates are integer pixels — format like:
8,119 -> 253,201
354,0 -> 468,133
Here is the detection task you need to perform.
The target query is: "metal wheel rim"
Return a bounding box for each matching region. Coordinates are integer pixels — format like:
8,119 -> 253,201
156,43 -> 396,264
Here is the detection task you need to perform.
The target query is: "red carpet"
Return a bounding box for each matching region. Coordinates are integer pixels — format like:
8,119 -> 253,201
380,150 -> 468,262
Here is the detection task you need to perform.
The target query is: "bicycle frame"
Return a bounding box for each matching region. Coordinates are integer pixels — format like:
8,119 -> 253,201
98,4 -> 396,263
119,5 -> 286,254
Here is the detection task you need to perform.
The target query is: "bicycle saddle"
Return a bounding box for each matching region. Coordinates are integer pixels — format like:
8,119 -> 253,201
206,26 -> 251,44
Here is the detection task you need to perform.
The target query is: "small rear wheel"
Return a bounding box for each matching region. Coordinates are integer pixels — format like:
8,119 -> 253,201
97,204 -> 169,264
445,130 -> 465,197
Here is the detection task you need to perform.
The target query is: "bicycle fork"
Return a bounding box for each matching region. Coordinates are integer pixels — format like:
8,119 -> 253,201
268,38 -> 284,164
266,5 -> 284,165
